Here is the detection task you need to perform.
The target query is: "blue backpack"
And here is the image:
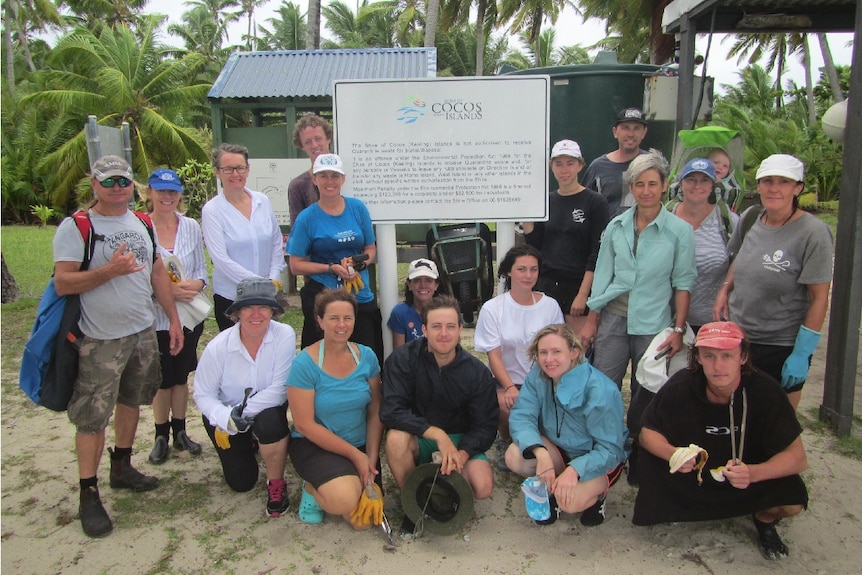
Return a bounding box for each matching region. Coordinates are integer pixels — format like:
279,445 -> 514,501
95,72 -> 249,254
19,210 -> 154,411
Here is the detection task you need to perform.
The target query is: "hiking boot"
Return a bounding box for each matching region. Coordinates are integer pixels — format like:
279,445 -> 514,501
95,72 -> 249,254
535,494 -> 559,526
173,430 -> 202,455
148,435 -> 169,465
495,437 -> 511,472
580,496 -> 606,527
754,515 -> 789,560
109,448 -> 159,491
266,479 -> 289,517
79,486 -> 113,538
298,481 -> 324,524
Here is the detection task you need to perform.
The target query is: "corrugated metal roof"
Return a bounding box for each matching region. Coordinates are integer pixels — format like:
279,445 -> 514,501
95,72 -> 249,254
208,48 -> 437,100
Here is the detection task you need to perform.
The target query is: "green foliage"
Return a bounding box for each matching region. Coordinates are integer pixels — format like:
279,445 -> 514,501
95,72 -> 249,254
176,159 -> 218,220
712,64 -> 844,205
29,204 -> 59,226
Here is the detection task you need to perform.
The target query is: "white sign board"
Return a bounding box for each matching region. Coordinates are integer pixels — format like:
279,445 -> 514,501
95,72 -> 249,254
247,158 -> 309,226
333,76 -> 549,223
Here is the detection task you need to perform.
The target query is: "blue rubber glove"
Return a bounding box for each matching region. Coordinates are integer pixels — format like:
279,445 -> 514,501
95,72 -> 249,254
230,405 -> 254,433
780,326 -> 821,389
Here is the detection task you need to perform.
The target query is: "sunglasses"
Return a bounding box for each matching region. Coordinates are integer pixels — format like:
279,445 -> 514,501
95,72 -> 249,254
99,177 -> 133,188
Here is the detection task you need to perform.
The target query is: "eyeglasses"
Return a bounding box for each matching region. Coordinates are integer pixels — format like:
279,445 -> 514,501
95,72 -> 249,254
217,166 -> 248,175
99,177 -> 133,188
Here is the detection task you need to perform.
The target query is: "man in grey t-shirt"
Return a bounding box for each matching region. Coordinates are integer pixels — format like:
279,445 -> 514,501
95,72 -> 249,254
582,108 -> 649,217
53,155 -> 183,538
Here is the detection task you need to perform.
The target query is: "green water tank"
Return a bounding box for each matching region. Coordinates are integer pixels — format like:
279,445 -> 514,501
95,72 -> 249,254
503,60 -> 676,174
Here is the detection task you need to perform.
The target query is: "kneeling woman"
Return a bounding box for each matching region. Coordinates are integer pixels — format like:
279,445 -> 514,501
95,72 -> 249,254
287,289 -> 383,526
193,278 -> 296,518
506,324 -> 627,526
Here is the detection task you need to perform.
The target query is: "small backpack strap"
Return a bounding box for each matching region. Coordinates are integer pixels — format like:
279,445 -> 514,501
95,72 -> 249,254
132,211 -> 157,263
71,211 -> 96,270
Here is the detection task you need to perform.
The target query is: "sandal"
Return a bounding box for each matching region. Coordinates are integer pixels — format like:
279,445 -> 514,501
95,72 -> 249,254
298,482 -> 324,524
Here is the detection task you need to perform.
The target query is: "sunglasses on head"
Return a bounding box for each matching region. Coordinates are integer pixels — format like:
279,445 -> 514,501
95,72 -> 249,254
99,177 -> 132,188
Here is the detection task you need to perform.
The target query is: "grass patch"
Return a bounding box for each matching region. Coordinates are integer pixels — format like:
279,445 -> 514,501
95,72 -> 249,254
799,408 -> 862,461
2,225 -> 58,298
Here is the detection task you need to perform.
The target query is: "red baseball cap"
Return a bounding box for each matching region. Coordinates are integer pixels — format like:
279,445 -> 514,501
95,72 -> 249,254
695,322 -> 745,350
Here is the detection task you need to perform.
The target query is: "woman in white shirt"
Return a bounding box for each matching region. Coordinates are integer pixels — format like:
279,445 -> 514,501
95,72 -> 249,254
194,278 -> 296,518
474,244 -> 564,471
202,143 -> 285,331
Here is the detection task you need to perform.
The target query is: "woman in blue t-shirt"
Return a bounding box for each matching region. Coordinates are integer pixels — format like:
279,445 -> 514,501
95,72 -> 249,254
287,153 -> 383,365
387,258 -> 442,349
287,289 -> 383,527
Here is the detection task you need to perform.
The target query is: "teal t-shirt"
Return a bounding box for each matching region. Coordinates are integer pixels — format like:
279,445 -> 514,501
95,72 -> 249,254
286,343 -> 380,447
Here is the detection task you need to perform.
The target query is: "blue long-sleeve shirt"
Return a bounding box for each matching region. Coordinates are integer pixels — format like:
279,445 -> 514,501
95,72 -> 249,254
587,207 -> 696,335
510,362 -> 628,482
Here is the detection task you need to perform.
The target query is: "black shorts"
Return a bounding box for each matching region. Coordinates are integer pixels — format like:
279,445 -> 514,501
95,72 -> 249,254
289,436 -> 381,490
749,343 -> 803,392
156,322 -> 204,389
535,274 -> 586,317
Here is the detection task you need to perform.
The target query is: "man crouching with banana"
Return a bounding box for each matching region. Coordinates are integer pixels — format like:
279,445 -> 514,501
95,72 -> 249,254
632,321 -> 808,561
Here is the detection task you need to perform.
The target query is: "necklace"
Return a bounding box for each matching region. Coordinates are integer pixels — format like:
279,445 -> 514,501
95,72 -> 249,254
763,206 -> 797,227
551,384 -> 564,438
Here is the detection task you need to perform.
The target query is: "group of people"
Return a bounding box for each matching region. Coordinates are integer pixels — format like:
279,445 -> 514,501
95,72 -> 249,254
54,109 -> 831,563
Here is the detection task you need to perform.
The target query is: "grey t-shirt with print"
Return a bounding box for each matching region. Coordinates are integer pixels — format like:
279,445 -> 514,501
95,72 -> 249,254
728,211 -> 833,345
53,210 -> 156,340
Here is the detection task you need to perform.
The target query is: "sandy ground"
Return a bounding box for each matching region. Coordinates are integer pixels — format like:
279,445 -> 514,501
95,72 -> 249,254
2,311 -> 861,575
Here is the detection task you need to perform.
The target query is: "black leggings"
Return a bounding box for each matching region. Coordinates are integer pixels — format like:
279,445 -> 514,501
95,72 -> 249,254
201,403 -> 289,492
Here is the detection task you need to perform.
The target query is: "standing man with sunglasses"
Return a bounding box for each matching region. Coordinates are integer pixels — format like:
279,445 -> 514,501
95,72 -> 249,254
53,155 -> 184,538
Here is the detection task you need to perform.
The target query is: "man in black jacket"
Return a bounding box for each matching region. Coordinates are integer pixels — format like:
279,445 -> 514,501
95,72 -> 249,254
381,296 -> 498,517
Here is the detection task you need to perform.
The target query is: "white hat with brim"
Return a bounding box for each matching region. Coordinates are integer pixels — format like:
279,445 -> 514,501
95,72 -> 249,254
756,154 -> 804,182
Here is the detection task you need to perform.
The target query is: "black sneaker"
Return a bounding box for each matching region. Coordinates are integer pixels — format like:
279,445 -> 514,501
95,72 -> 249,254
148,435 -> 169,465
266,479 -> 289,517
580,496 -> 606,527
535,494 -> 559,526
753,516 -> 789,560
399,514 -> 417,537
173,430 -> 202,455
79,486 -> 113,538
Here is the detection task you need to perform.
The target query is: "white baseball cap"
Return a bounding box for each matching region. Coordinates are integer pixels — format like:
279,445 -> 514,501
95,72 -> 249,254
407,258 -> 439,280
312,153 -> 345,175
756,154 -> 804,182
550,140 -> 583,160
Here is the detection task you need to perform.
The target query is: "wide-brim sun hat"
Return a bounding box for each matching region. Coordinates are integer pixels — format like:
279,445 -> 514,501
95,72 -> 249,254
756,154 -> 804,182
148,168 -> 184,193
401,463 -> 474,535
312,153 -> 345,175
225,277 -> 284,316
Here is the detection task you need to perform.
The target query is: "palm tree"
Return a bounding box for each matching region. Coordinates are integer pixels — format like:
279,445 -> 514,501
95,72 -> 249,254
21,17 -> 212,209
503,27 -> 589,69
817,33 -> 844,102
3,0 -> 63,81
322,1 -> 402,49
257,0 -> 306,50
497,0 -> 577,68
441,0 -> 498,76
184,0 -> 241,44
425,0 -> 439,47
579,0 -> 673,64
63,0 -> 150,30
240,0 -> 267,50
307,0 -> 321,48
436,23 -> 509,76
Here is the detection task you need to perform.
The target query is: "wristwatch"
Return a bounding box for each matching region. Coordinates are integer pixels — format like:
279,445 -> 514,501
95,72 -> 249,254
672,326 -> 686,334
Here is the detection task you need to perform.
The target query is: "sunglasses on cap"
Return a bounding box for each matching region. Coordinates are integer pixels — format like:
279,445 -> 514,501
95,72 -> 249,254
99,177 -> 133,188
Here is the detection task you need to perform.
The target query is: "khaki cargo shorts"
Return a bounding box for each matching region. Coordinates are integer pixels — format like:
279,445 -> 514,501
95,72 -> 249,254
68,327 -> 161,433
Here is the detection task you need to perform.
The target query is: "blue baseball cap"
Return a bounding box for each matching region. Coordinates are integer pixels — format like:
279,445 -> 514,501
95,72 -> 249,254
679,157 -> 716,181
148,168 -> 184,192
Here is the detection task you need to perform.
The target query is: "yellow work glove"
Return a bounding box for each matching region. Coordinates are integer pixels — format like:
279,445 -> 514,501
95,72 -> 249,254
349,483 -> 383,529
214,428 -> 231,450
272,279 -> 282,292
344,275 -> 364,294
